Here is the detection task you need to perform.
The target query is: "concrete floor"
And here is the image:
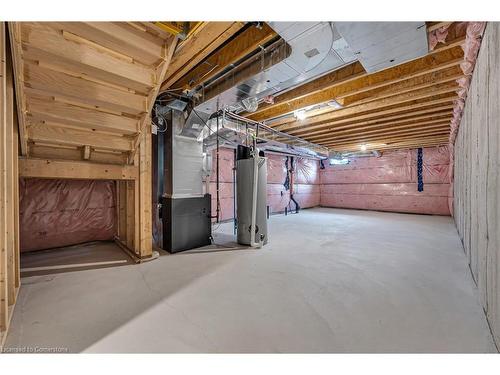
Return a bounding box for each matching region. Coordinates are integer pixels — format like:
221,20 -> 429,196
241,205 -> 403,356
5,208 -> 497,353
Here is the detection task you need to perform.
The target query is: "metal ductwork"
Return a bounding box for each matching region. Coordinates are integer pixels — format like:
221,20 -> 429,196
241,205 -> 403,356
334,22 -> 428,73
201,111 -> 329,160
194,22 -> 357,115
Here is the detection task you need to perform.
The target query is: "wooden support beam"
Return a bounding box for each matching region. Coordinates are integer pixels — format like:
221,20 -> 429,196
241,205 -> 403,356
247,46 -> 464,122
281,87 -> 458,134
138,125 -> 152,257
117,181 -> 127,241
129,36 -> 179,163
320,125 -> 451,146
265,67 -> 461,130
28,122 -> 133,152
304,112 -> 453,141
7,22 -> 28,156
24,63 -> 147,115
5,40 -> 17,306
27,94 -> 139,135
427,22 -> 453,32
172,23 -> 277,90
49,22 -> 166,66
329,135 -> 449,152
19,158 -> 139,180
161,22 -> 245,90
20,23 -> 155,92
1,21 -> 9,336
340,68 -> 464,107
306,118 -> 452,143
288,104 -> 455,139
331,140 -> 450,153
1,22 -> 20,348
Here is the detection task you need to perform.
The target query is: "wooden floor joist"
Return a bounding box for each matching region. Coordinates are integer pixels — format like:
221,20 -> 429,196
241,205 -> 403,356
281,95 -> 458,135
247,46 -> 464,122
237,23 -> 469,152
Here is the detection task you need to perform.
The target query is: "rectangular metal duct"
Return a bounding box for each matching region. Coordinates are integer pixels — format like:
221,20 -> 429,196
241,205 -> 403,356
334,22 -> 428,73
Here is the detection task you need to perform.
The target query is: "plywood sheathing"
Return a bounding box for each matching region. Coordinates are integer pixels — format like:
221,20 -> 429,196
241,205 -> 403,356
453,22 -> 500,350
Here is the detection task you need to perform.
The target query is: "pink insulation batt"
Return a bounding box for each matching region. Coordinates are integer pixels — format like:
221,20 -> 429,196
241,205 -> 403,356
320,146 -> 452,215
19,178 -> 117,252
208,148 -> 320,221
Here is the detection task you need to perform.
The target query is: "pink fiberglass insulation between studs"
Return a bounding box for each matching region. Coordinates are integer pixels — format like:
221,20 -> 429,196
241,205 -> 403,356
19,178 -> 116,252
319,146 -> 452,216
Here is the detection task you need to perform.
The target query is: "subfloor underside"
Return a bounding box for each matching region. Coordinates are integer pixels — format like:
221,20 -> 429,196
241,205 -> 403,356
5,208 -> 497,353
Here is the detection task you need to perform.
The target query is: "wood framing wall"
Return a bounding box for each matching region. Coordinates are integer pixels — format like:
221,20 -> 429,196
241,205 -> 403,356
0,22 -> 21,349
8,22 -> 181,262
6,22 -> 247,263
453,22 -> 500,349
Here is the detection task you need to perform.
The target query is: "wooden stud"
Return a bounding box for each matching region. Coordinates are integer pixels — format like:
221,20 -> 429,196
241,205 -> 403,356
28,143 -> 127,165
138,125 -> 152,257
1,21 -> 9,336
129,36 -> 179,163
126,180 -> 135,250
7,22 -> 28,156
5,35 -> 16,306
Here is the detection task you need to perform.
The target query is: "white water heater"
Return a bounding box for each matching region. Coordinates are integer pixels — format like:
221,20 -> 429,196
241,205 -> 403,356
236,145 -> 268,247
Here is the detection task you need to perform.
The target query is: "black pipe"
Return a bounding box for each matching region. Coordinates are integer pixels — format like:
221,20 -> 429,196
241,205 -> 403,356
290,195 -> 300,214
290,157 -> 300,214
233,148 -> 237,235
216,105 -> 220,223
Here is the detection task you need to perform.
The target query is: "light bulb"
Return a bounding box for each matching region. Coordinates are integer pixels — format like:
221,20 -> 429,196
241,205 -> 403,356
294,110 -> 307,121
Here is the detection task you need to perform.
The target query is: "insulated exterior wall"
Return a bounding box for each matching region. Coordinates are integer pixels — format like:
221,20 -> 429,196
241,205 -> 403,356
208,148 -> 320,221
320,146 -> 451,215
19,179 -> 117,252
453,22 -> 500,348
266,153 -> 290,214
208,148 -> 235,222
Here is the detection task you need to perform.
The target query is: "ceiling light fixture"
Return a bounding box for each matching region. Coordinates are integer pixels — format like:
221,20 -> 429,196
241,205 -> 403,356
327,99 -> 343,109
329,158 -> 349,165
294,110 -> 307,121
360,144 -> 367,151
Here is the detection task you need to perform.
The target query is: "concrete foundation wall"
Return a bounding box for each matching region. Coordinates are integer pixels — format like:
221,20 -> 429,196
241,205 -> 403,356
453,22 -> 500,348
